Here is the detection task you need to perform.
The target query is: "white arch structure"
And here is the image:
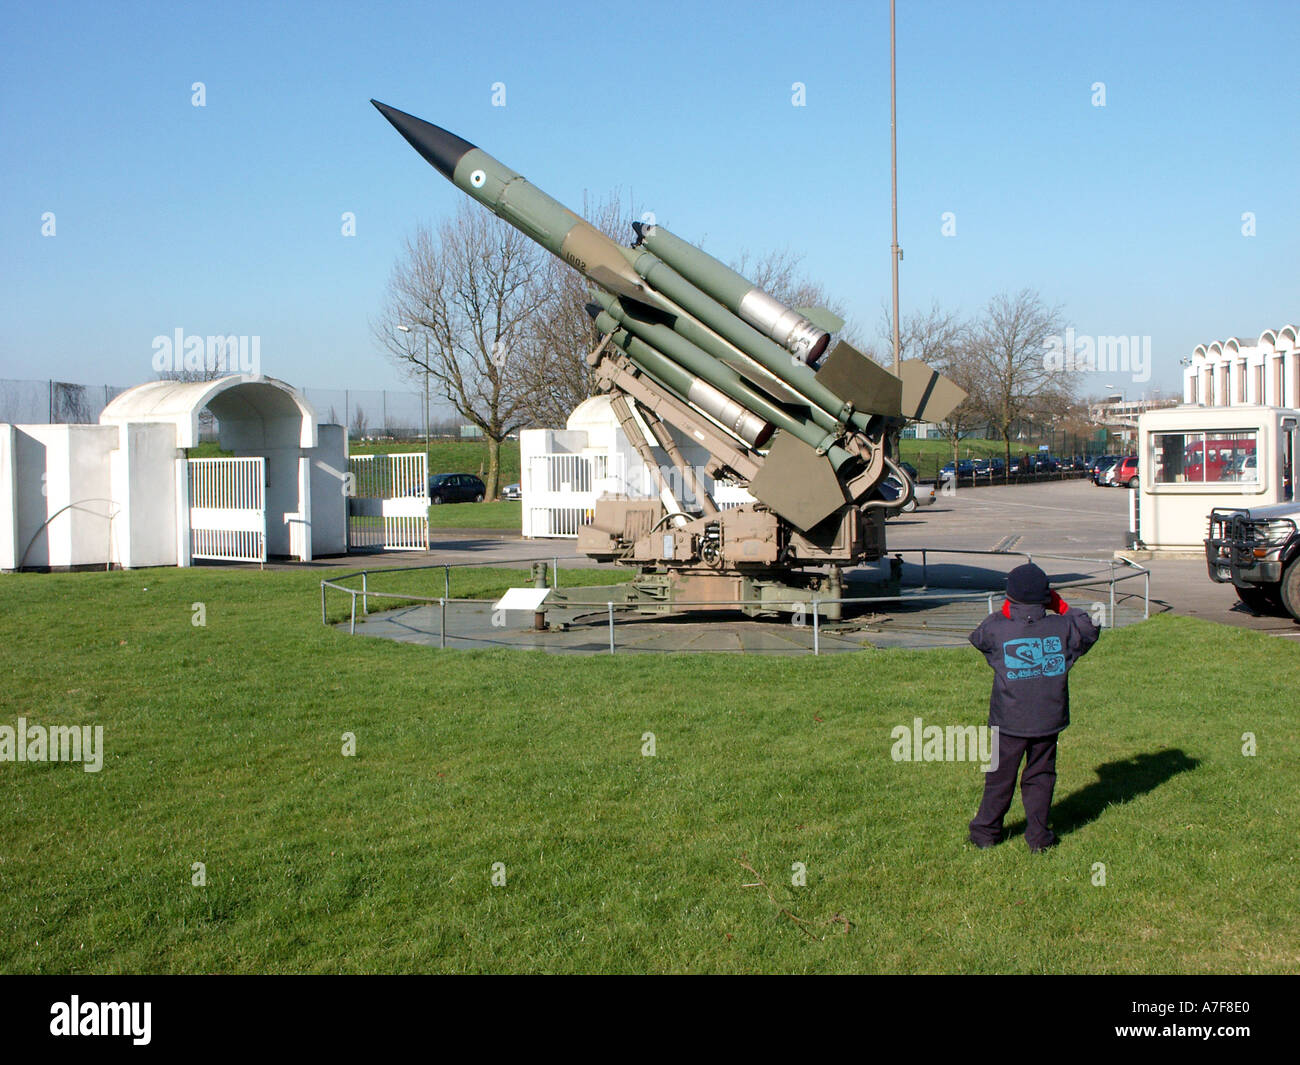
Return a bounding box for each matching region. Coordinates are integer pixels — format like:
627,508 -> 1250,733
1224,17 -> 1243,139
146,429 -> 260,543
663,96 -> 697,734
2,375 -> 346,569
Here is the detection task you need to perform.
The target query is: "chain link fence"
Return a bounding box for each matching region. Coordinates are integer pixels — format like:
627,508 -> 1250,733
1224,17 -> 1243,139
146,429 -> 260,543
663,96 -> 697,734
0,378 -> 460,441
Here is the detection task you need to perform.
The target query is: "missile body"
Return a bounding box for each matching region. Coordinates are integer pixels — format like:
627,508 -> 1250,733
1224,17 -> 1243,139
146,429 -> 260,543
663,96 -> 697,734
591,312 -> 770,447
633,223 -> 830,364
589,291 -> 852,469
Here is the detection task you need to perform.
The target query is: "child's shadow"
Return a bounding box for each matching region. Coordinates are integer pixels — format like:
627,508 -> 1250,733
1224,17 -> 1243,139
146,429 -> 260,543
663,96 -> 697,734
1006,748 -> 1200,841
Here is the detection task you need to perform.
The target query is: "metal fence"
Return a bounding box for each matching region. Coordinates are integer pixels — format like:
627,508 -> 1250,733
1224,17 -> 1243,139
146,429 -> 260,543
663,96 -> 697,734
0,377 -> 459,439
320,549 -> 1151,656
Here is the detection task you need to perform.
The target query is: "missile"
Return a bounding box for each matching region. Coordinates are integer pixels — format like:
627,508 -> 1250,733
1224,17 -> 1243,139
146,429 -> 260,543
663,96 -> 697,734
632,222 -> 832,364
589,310 -> 771,448
371,100 -> 967,527
372,100 -> 672,315
370,101 -> 902,426
588,290 -> 855,470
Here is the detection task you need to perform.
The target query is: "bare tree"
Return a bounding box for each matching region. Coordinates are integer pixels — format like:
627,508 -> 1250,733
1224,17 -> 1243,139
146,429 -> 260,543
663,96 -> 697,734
879,300 -> 966,367
374,203 -> 547,497
965,290 -> 1071,472
350,405 -> 368,440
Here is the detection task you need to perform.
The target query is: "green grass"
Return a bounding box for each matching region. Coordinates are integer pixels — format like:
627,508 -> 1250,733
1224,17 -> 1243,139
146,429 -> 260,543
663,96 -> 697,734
0,567 -> 1296,973
426,500 -> 521,530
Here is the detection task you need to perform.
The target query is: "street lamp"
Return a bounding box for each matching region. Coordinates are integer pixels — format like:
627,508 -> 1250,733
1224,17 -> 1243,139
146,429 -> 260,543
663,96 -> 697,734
397,325 -> 431,482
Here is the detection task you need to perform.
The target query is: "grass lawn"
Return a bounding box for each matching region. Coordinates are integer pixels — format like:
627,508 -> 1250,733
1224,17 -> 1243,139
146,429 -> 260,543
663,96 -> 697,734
0,566 -> 1296,973
426,500 -> 521,530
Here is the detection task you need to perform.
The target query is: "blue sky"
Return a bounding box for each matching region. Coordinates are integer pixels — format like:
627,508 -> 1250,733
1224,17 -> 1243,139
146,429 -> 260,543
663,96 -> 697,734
2,0 -> 1296,399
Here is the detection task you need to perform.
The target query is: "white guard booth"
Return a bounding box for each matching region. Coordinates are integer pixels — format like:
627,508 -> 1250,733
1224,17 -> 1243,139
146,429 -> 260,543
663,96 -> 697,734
0,375 -> 348,570
518,395 -> 754,539
1137,404 -> 1298,551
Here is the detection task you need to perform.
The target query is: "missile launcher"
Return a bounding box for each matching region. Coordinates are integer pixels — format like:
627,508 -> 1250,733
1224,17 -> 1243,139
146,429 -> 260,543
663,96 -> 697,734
373,101 -> 966,616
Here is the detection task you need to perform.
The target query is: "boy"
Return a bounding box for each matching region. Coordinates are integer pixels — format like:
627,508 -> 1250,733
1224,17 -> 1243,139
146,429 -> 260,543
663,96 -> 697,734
968,562 -> 1100,852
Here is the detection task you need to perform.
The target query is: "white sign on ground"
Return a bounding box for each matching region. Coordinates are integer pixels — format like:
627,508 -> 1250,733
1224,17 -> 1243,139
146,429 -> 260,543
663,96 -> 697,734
493,588 -> 552,612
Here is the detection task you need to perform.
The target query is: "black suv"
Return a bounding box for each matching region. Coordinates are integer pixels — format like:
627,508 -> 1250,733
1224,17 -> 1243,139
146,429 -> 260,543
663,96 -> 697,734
1205,503 -> 1300,618
428,473 -> 486,504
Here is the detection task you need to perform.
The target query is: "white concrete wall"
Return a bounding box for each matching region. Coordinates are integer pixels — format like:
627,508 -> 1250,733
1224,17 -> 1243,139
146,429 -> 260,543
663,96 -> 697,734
0,424 -> 117,568
111,422 -> 180,568
309,424 -> 347,555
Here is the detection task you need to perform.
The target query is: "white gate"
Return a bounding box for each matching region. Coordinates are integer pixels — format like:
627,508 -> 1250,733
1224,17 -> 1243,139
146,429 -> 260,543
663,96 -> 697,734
187,456 -> 266,563
348,453 -> 429,551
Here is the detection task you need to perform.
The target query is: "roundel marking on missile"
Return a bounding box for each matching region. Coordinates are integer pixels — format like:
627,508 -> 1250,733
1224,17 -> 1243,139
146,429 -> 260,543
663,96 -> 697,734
469,169 -> 487,188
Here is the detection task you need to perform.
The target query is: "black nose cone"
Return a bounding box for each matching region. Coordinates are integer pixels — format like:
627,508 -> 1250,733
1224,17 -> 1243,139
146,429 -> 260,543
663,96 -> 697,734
371,100 -> 477,181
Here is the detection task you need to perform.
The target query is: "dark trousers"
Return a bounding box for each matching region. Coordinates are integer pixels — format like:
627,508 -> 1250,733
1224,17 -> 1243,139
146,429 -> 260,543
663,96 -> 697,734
969,732 -> 1059,850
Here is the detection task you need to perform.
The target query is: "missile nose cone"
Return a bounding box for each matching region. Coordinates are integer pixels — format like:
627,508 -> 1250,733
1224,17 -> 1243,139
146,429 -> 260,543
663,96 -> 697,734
371,100 -> 477,181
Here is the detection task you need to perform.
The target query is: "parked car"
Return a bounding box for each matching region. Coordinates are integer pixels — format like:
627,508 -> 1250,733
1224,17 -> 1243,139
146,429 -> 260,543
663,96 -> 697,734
1093,457 -> 1119,486
880,475 -> 936,514
1089,455 -> 1118,481
1112,456 -> 1139,488
501,482 -> 522,500
1206,503 -> 1300,618
1223,454 -> 1258,482
939,459 -> 976,481
972,459 -> 992,479
428,473 -> 486,504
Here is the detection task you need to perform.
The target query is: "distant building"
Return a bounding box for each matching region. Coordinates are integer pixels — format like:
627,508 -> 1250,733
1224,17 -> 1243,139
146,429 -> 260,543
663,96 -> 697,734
1182,325 -> 1299,408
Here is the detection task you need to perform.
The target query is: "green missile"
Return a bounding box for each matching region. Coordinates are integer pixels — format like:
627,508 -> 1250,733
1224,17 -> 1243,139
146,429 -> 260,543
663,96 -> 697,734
590,310 -> 770,447
622,242 -> 886,429
633,223 -> 831,363
590,291 -> 854,471
371,102 -> 897,426
372,100 -> 670,314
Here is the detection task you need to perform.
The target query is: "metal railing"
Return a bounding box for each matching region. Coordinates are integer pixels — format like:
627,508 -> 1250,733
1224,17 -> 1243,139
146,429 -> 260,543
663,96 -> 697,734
320,548 -> 1149,656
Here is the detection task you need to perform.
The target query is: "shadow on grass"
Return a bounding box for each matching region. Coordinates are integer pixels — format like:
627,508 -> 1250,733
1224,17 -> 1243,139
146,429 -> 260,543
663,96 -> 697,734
1005,748 -> 1200,841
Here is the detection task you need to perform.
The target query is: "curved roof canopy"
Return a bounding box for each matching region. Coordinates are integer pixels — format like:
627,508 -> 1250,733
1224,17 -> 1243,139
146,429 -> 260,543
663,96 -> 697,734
100,375 -> 318,449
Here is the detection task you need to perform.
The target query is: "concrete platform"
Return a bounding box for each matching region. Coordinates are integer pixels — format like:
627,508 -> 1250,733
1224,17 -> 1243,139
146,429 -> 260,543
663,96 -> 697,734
325,479 -> 1300,651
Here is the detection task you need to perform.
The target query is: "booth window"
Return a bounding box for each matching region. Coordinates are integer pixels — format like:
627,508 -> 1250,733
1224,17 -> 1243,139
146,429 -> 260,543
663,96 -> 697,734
1151,429 -> 1258,484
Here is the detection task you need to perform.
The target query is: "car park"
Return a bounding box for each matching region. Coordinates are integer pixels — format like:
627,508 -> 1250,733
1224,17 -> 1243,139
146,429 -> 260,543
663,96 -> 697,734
428,473 -> 486,504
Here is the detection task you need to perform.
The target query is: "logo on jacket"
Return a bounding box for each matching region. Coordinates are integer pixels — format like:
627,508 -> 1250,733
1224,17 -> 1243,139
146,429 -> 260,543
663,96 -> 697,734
1002,636 -> 1065,679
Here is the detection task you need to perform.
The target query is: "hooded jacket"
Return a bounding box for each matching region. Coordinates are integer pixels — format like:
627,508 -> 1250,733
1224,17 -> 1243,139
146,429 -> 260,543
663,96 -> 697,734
969,600 -> 1100,737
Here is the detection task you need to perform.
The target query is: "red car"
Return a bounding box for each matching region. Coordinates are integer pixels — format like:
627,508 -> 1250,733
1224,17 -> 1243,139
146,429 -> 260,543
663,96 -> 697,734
1112,456 -> 1139,488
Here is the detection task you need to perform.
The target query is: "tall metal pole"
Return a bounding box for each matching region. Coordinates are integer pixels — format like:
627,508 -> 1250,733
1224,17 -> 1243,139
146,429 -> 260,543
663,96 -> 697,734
424,334 -> 431,478
890,0 -> 901,377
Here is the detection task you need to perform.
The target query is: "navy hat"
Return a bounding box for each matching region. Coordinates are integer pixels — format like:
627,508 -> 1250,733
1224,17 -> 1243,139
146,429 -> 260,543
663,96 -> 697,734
1006,563 -> 1051,605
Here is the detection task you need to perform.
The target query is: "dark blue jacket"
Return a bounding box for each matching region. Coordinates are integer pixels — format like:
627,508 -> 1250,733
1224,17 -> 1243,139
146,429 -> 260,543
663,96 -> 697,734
969,601 -> 1100,737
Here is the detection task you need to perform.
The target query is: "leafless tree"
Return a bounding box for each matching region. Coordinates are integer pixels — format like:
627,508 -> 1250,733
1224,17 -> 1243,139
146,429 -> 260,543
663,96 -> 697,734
350,405 -> 368,440
965,289 -> 1071,471
373,202 -> 547,497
